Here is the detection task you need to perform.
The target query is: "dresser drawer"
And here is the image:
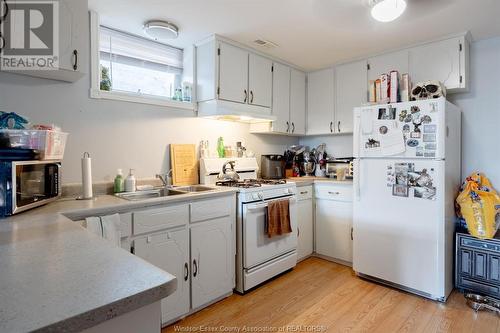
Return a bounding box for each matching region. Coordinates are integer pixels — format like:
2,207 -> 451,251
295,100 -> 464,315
314,184 -> 352,202
458,276 -> 500,298
133,204 -> 189,235
190,196 -> 232,223
297,186 -> 313,201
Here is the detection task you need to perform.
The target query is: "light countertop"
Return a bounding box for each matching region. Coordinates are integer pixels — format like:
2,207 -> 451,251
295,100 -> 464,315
287,177 -> 353,187
0,187 -> 237,333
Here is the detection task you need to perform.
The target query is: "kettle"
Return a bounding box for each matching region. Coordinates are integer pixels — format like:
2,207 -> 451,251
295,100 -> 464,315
218,160 -> 240,181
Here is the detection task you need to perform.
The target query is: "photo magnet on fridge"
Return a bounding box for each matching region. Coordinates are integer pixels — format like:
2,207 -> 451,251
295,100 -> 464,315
393,184 -> 409,197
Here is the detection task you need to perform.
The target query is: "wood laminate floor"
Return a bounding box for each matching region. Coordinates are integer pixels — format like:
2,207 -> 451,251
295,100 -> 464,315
164,257 -> 500,333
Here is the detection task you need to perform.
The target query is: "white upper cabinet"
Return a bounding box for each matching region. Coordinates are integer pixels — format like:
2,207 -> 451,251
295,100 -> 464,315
248,54 -> 273,107
289,69 -> 306,135
2,0 -> 87,82
307,68 -> 335,135
367,49 -> 409,82
335,60 -> 367,134
271,62 -> 291,133
409,37 -> 465,91
218,42 -> 249,104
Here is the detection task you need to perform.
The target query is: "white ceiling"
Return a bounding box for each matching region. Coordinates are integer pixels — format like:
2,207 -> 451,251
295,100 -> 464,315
89,0 -> 500,71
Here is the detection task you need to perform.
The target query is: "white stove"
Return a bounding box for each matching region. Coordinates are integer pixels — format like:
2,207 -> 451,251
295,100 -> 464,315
200,158 -> 298,293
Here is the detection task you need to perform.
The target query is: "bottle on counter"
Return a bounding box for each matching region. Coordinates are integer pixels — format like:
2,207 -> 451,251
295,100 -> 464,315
113,169 -> 124,193
217,137 -> 225,158
124,169 -> 136,192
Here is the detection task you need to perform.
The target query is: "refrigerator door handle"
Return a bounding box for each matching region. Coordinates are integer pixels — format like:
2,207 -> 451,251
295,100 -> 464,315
353,159 -> 361,201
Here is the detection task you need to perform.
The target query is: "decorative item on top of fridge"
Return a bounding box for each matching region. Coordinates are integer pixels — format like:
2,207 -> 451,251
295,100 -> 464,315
410,81 -> 446,101
456,172 -> 500,239
386,163 -> 437,200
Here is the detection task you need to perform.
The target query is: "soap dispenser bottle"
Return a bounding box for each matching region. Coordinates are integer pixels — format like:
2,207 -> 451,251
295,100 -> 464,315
124,169 -> 136,192
114,169 -> 124,193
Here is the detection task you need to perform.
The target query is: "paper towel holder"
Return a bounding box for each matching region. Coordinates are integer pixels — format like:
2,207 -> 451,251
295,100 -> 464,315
76,151 -> 96,201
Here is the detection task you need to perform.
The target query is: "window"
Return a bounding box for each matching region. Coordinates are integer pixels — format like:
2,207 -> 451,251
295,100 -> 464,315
99,26 -> 183,100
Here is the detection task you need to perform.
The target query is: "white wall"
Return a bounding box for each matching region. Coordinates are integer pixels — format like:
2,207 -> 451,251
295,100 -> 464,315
301,36 -> 500,188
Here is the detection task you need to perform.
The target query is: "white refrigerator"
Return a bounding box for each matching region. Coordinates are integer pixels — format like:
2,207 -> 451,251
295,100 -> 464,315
352,97 -> 461,301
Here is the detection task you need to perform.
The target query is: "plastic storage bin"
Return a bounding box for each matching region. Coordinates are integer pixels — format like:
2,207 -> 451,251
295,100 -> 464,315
0,130 -> 68,160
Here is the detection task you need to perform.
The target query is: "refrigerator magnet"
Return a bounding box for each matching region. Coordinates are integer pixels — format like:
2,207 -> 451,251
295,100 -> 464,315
421,115 -> 432,124
392,184 -> 409,197
407,139 -> 419,147
410,131 -> 421,139
423,133 -> 436,142
425,143 -> 437,150
416,147 -> 424,157
424,151 -> 436,158
404,114 -> 413,123
411,106 -> 421,114
423,124 -> 437,133
402,124 -> 410,133
379,126 -> 389,134
399,110 -> 407,122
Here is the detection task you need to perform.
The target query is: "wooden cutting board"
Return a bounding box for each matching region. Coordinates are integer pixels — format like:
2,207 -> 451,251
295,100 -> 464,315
170,144 -> 198,186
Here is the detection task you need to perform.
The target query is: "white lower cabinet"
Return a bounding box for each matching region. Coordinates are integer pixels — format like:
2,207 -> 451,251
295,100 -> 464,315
315,184 -> 353,263
134,228 -> 190,324
190,216 -> 233,309
131,194 -> 235,326
297,186 -> 313,261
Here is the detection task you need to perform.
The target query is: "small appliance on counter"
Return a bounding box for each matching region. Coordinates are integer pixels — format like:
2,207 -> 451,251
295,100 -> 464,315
0,160 -> 61,217
325,157 -> 354,180
260,155 -> 285,179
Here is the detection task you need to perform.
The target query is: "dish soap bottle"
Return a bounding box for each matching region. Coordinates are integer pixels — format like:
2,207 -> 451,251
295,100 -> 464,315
217,137 -> 225,158
114,169 -> 124,193
124,169 -> 136,192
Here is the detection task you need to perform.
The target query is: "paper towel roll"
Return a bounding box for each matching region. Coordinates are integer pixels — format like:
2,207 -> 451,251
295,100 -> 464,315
81,152 -> 93,199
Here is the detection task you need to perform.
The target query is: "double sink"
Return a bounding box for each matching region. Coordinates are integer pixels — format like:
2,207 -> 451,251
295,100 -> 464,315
116,185 -> 216,201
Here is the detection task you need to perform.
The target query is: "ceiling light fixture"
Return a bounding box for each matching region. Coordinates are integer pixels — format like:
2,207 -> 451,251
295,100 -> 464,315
143,20 -> 179,41
370,0 -> 407,22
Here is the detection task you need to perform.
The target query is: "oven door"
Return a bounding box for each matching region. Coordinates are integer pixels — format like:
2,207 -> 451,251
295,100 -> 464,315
242,196 -> 298,269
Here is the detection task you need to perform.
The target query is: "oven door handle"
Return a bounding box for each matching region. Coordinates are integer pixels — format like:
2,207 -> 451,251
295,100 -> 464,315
246,197 -> 297,211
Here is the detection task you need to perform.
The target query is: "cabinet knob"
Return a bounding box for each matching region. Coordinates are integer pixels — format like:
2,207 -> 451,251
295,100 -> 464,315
300,191 -> 308,194
328,191 -> 340,195
192,259 -> 198,277
338,121 -> 341,132
250,90 -> 254,104
243,89 -> 247,103
330,121 -> 333,133
291,122 -> 295,133
286,121 -> 290,133
0,0 -> 8,20
184,262 -> 189,281
72,49 -> 78,71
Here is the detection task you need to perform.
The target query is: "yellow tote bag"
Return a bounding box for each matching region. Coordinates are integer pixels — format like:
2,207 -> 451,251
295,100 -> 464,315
456,172 -> 500,239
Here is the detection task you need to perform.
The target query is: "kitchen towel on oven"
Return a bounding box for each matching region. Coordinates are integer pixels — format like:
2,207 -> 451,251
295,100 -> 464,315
266,199 -> 292,238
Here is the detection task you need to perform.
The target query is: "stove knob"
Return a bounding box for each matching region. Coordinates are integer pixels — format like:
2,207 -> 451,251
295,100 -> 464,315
252,193 -> 259,200
257,193 -> 264,200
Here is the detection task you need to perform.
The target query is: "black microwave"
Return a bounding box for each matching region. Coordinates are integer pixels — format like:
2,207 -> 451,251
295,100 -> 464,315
0,160 -> 61,217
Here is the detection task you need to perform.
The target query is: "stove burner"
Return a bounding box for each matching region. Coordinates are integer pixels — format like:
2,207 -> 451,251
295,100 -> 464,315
215,179 -> 286,188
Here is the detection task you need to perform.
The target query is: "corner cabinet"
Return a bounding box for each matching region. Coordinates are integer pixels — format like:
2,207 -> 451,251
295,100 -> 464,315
249,63 -> 306,135
1,0 -> 87,82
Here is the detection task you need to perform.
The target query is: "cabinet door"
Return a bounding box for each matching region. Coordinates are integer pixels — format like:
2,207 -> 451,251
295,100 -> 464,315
271,63 -> 291,133
290,69 -> 306,135
459,249 -> 472,276
489,255 -> 500,283
218,42 -> 248,104
307,68 -> 335,135
191,217 -> 233,309
473,252 -> 488,280
335,60 -> 367,134
315,199 -> 353,262
409,37 -> 462,90
297,198 -> 313,261
367,50 -> 409,82
134,229 -> 190,324
58,0 -> 87,73
248,53 -> 273,107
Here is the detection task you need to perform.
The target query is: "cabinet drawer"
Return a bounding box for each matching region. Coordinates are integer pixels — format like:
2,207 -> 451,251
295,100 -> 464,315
314,184 -> 353,201
297,186 -> 313,200
459,235 -> 500,253
133,204 -> 189,235
458,277 -> 500,298
190,197 -> 232,223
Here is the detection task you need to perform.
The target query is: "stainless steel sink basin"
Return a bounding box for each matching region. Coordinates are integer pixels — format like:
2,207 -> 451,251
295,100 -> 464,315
116,188 -> 186,201
173,185 -> 216,192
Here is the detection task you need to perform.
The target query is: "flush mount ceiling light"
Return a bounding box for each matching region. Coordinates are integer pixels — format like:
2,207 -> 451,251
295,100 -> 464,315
143,20 -> 179,41
370,0 -> 407,22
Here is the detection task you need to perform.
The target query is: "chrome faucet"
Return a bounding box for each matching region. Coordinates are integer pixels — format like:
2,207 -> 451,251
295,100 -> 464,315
156,170 -> 173,187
